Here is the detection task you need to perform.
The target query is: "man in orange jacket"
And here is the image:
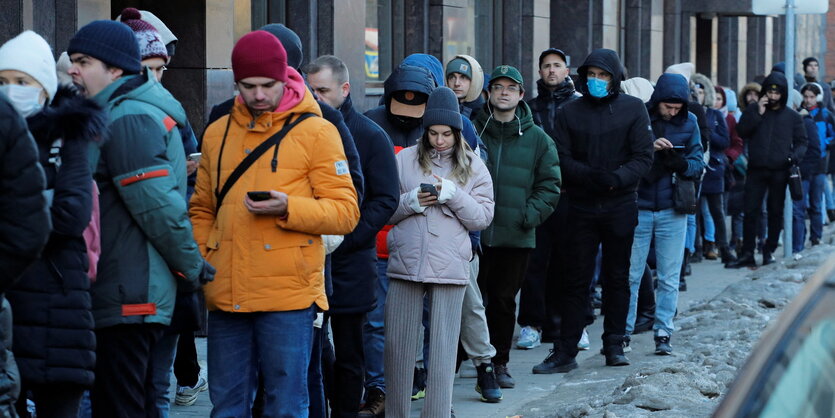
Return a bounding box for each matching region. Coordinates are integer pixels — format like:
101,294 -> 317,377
189,30 -> 360,416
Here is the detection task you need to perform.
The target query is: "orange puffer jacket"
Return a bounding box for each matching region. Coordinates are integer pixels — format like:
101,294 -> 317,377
190,83 -> 360,313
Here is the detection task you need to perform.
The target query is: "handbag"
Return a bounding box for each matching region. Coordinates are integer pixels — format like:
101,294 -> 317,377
672,173 -> 697,214
788,164 -> 803,201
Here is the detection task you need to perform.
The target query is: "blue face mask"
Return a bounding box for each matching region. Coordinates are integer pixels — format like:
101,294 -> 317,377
587,77 -> 609,98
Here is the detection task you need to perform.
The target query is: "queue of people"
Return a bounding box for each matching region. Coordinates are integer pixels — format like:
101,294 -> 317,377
0,9 -> 830,418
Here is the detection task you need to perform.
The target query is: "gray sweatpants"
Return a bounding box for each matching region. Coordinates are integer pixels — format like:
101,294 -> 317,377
460,254 -> 496,365
384,279 -> 465,418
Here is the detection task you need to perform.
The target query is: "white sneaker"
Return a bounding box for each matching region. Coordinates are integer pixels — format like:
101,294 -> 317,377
577,328 -> 590,350
793,253 -> 803,261
175,375 -> 208,406
515,326 -> 541,349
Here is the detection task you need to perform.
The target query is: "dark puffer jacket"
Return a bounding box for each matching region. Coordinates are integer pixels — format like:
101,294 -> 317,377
553,48 -> 654,207
474,100 -> 561,248
0,92 -> 50,416
329,95 -> 399,314
528,78 -> 578,140
701,107 -> 729,195
7,86 -> 105,387
737,72 -> 808,170
638,73 -> 705,211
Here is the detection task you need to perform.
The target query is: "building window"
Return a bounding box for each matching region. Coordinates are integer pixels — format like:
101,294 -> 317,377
366,0 -> 392,87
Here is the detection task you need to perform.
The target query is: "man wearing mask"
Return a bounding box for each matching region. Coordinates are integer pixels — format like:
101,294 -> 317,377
727,72 -> 808,268
533,49 -> 653,374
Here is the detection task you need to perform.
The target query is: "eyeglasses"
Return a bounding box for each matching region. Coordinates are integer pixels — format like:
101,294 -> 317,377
490,84 -> 521,93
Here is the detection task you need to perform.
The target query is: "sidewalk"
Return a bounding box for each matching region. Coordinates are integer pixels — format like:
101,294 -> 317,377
169,228 -> 830,417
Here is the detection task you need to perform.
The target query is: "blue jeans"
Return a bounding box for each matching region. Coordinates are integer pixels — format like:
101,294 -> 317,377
685,213 -> 696,253
701,198 -> 715,242
626,209 -> 687,337
362,259 -> 389,393
208,307 -> 315,418
826,174 -> 835,210
151,331 -> 179,418
793,174 -> 826,253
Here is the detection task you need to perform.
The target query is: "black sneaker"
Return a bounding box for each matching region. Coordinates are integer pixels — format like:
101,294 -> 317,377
726,252 -> 756,269
475,363 -> 503,403
762,250 -> 775,266
655,335 -> 673,355
532,349 -> 578,374
358,387 -> 385,417
493,364 -> 515,388
411,367 -> 426,400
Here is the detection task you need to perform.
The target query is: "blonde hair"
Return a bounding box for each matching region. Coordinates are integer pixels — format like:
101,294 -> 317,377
417,128 -> 474,185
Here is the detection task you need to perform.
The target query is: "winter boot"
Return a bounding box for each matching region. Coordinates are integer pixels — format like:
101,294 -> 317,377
602,336 -> 630,366
532,348 -> 578,374
726,252 -> 756,268
719,245 -> 737,264
703,241 -> 718,260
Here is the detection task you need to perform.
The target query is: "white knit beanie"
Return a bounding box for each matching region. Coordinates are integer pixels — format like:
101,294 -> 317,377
0,31 -> 58,101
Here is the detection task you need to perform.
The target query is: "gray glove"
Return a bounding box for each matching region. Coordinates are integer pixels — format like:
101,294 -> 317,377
199,259 -> 216,285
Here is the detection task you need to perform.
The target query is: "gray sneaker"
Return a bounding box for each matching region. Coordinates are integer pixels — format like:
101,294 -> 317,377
493,364 -> 515,388
654,335 -> 672,355
174,375 -> 208,406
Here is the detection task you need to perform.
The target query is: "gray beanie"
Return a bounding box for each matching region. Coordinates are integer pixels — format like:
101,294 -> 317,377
259,23 -> 303,70
422,87 -> 462,131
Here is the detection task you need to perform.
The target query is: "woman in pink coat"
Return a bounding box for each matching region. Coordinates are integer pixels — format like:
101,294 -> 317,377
384,87 -> 495,417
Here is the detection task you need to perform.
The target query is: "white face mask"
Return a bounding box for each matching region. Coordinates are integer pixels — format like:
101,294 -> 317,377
0,84 -> 44,117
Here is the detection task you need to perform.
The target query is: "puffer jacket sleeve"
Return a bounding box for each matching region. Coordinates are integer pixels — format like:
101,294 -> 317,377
790,112 -> 808,164
277,121 -> 360,235
522,133 -> 561,229
389,150 -> 421,225
612,106 -> 654,189
50,137 -> 93,238
443,154 -> 494,231
682,115 -> 706,178
189,120 -> 218,257
0,100 -> 49,289
105,114 -> 203,283
319,101 -> 365,204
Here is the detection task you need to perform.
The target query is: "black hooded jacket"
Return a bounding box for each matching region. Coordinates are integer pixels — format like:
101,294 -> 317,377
552,49 -> 654,206
364,64 -> 435,148
737,72 -> 808,170
528,78 -> 578,141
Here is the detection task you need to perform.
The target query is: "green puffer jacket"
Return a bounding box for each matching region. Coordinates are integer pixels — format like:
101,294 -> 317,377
89,72 -> 203,329
474,100 -> 561,248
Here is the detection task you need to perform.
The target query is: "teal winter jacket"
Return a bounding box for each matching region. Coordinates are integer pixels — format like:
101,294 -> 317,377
89,72 -> 203,329
474,100 -> 561,248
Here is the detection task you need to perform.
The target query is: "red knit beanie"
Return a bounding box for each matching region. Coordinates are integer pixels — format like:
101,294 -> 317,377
231,30 -> 287,82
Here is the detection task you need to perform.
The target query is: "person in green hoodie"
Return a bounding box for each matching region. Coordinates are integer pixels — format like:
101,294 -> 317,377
66,20 -> 214,417
473,65 -> 561,389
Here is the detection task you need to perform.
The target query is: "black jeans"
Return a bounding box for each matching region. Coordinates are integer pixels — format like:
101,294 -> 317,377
703,192 -> 729,248
92,324 -> 165,418
173,331 -> 200,387
555,201 -> 638,358
16,383 -> 84,418
517,197 -> 569,338
742,168 -> 789,255
478,246 -> 531,366
324,312 -> 366,418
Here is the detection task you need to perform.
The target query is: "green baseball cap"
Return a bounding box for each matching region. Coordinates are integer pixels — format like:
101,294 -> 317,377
489,65 -> 524,87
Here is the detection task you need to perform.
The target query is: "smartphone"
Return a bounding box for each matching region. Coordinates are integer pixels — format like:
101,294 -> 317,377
419,183 -> 438,197
247,191 -> 272,201
188,152 -> 202,162
671,145 -> 686,150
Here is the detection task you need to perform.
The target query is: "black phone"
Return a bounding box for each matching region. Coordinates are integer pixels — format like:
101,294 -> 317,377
419,183 -> 438,197
247,191 -> 272,201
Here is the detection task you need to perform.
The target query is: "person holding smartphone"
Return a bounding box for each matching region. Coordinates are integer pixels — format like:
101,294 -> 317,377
384,87 -> 494,417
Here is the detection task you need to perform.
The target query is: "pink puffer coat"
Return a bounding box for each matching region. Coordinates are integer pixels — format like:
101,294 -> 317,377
386,145 -> 494,285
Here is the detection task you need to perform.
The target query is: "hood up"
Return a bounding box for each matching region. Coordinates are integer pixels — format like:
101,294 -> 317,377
761,71 -> 789,108
690,73 -> 715,107
450,54 -> 485,103
577,48 -> 624,100
648,73 -> 691,124
402,53 -> 445,87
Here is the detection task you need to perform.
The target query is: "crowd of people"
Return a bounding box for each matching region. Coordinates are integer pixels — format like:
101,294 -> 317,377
0,7 -> 831,418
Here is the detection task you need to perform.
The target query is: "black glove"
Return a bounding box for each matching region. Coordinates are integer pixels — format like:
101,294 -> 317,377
661,150 -> 689,174
199,259 -> 216,285
590,169 -> 620,191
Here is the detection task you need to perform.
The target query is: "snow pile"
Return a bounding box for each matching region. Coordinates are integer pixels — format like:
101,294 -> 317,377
521,241 -> 832,418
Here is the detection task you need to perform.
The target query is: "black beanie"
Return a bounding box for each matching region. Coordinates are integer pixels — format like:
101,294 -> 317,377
260,23 -> 303,70
422,87 -> 462,131
67,20 -> 141,74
